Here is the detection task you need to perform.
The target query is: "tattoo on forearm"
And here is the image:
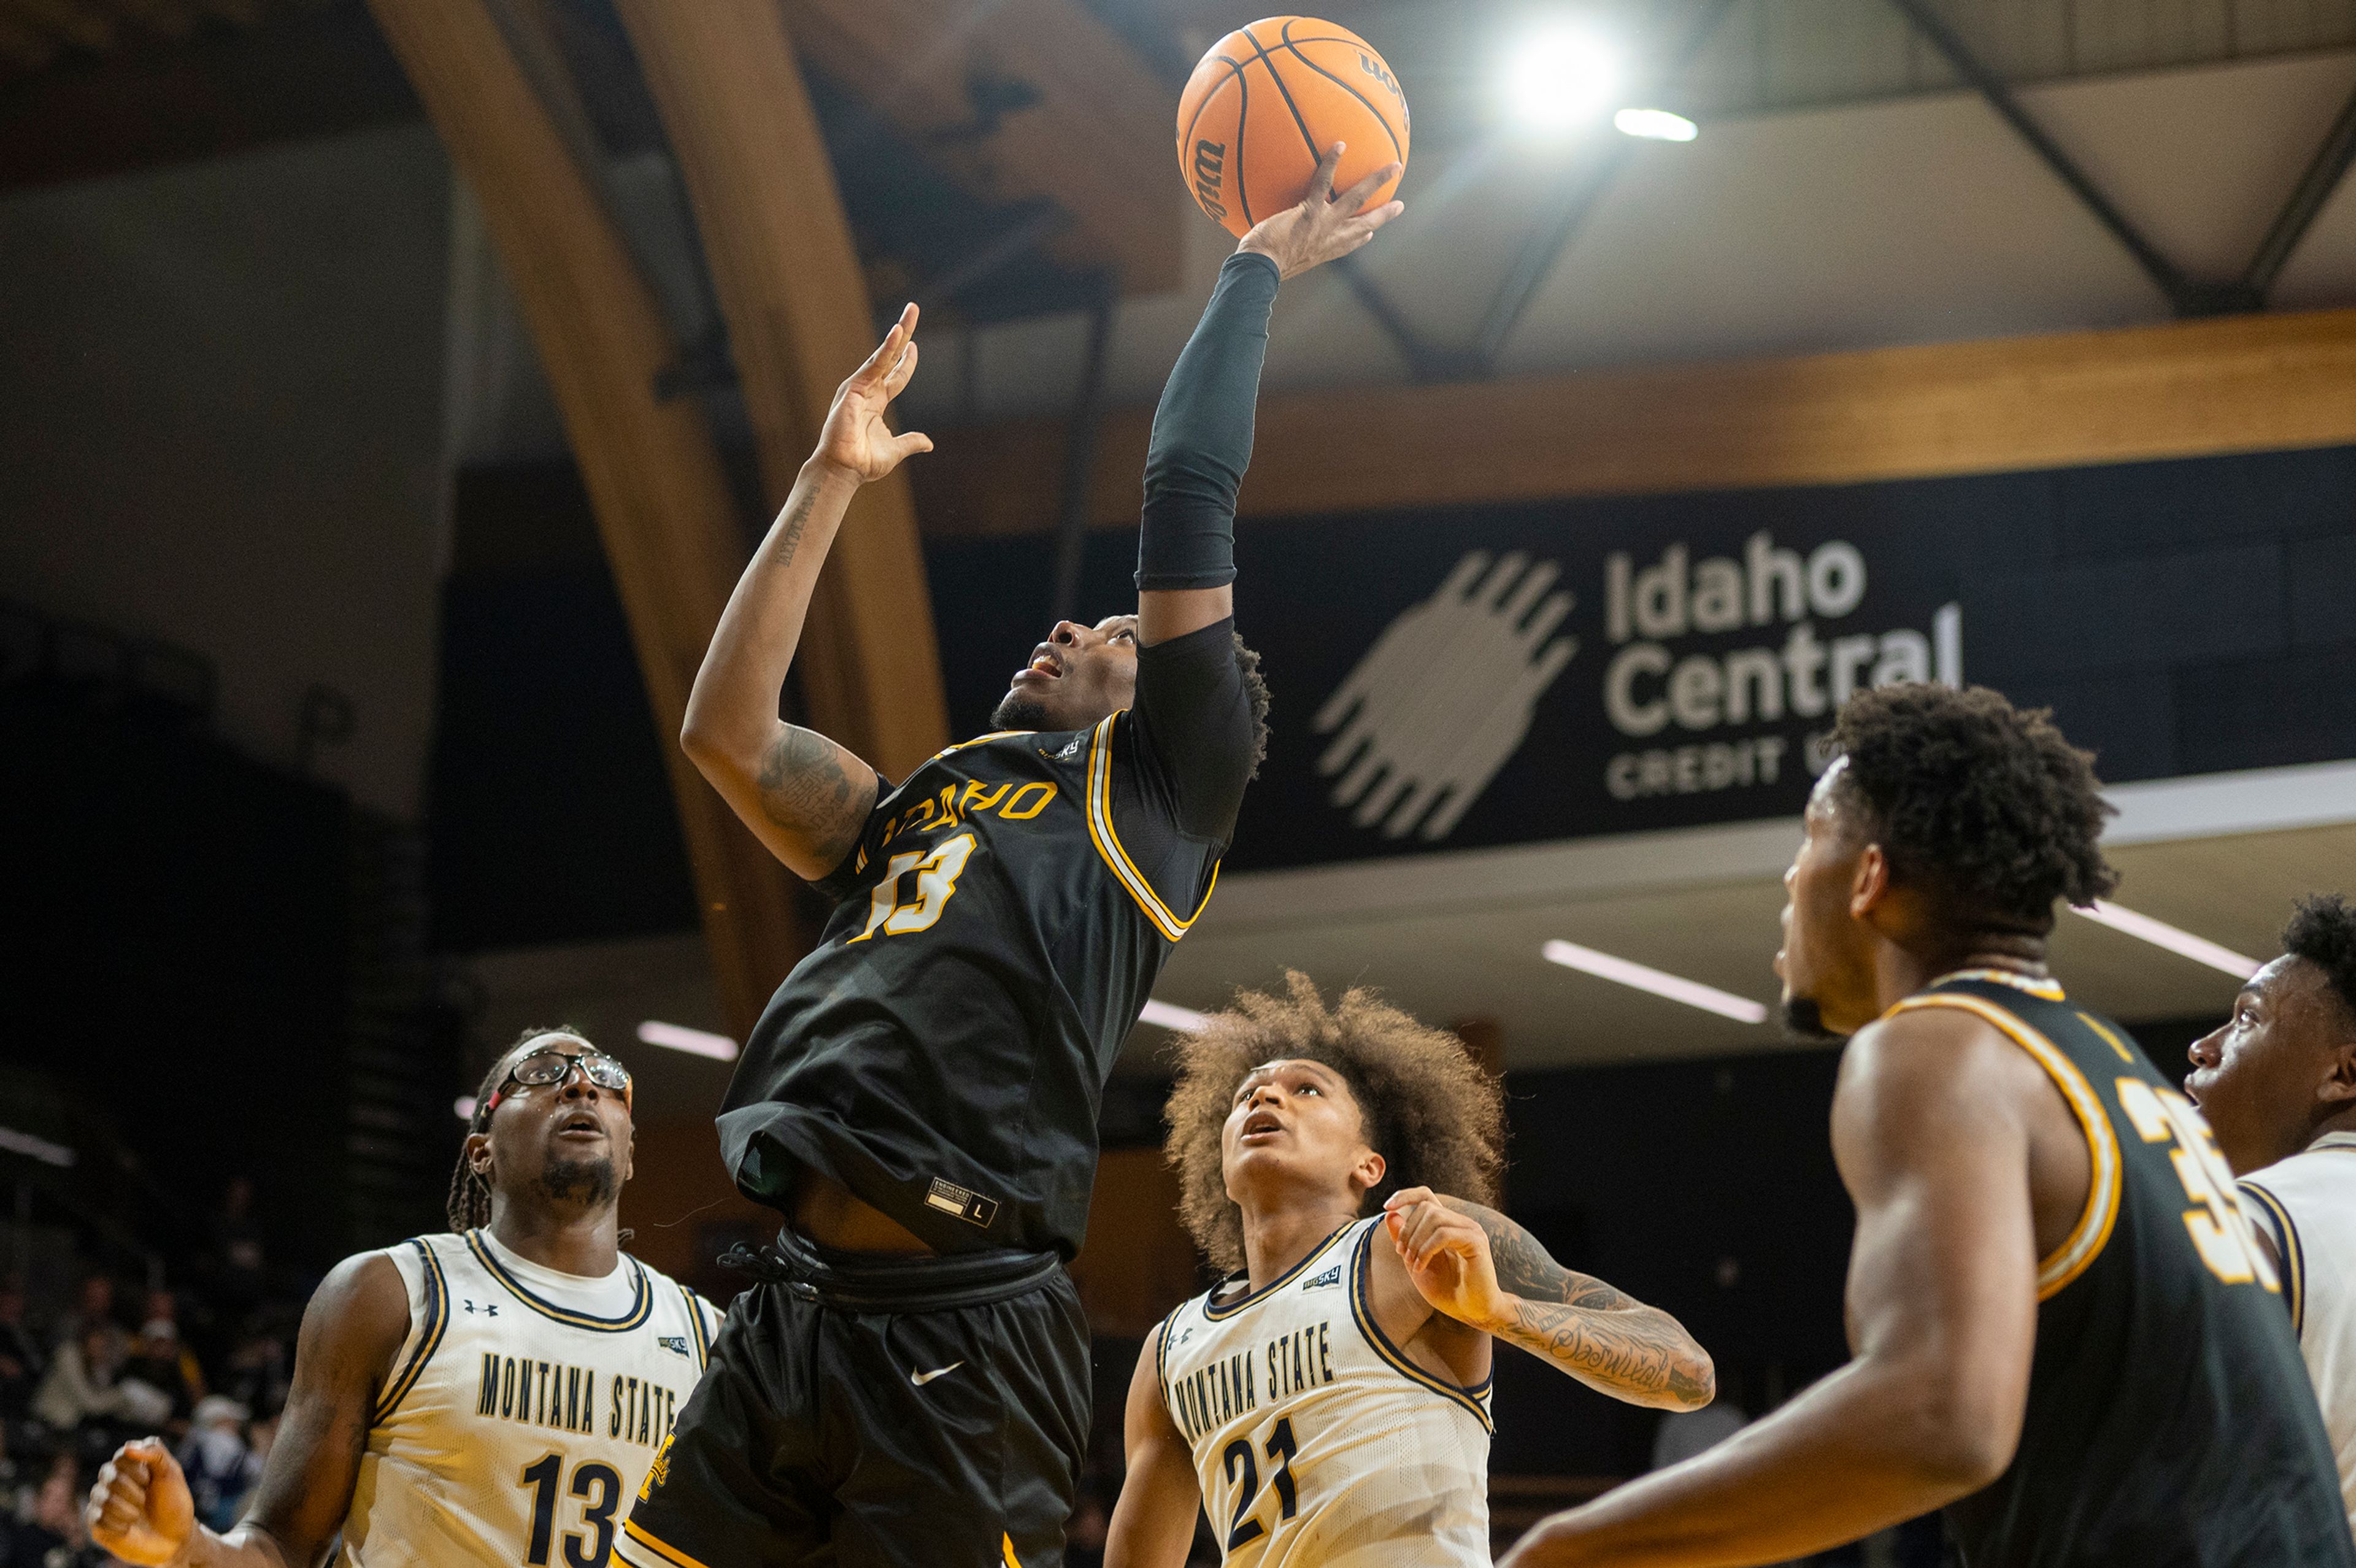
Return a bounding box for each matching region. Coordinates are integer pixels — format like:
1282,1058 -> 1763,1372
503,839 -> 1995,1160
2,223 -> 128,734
773,489 -> 817,572
1446,1199 -> 1714,1406
756,726 -> 866,862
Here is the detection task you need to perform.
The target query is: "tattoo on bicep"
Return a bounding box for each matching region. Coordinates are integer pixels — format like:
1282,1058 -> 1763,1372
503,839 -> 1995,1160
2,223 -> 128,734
755,727 -> 868,859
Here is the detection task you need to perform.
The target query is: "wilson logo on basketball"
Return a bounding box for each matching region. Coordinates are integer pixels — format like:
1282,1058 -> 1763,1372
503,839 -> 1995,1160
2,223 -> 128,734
1358,53 -> 1401,102
1193,139 -> 1228,222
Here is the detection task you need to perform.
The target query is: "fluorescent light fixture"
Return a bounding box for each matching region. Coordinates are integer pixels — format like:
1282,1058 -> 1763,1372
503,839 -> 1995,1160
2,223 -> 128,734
0,1124 -> 74,1168
454,1096 -> 477,1121
1614,107 -> 1697,142
1506,26 -> 1619,132
2073,901 -> 2261,979
1542,939 -> 1768,1024
637,1020 -> 741,1061
1139,999 -> 1209,1033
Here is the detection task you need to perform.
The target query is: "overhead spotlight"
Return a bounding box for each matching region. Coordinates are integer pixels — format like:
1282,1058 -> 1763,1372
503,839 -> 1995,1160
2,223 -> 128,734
454,1096 -> 478,1121
2071,901 -> 2261,980
1614,107 -> 1697,142
1505,25 -> 1620,133
637,1019 -> 740,1061
1542,939 -> 1768,1024
1138,999 -> 1209,1033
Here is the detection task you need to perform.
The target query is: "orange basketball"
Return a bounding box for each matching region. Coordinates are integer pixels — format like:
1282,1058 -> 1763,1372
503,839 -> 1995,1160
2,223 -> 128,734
1176,16 -> 1409,239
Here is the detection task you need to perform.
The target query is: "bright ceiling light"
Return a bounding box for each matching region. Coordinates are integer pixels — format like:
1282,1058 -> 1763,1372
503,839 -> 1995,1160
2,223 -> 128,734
1542,939 -> 1768,1024
0,1124 -> 74,1168
454,1096 -> 477,1121
1614,107 -> 1696,142
1505,26 -> 1620,133
2071,901 -> 2261,979
1139,999 -> 1209,1033
637,1019 -> 741,1061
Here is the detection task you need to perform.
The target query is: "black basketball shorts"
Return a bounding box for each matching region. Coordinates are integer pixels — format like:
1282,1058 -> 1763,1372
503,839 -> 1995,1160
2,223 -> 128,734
615,1229 -> 1091,1568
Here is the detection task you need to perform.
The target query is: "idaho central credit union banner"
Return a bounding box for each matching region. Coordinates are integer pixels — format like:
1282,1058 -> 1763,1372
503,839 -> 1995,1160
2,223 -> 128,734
921,447 -> 2356,874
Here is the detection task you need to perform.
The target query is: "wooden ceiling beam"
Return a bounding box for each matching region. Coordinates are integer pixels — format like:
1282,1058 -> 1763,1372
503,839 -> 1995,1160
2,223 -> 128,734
367,0 -> 809,1040
782,0 -> 1182,294
615,0 -> 949,782
912,304 -> 2356,536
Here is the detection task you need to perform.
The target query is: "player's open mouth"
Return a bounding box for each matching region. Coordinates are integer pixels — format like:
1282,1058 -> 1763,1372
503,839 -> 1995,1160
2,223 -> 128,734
1012,644 -> 1064,685
1240,1110 -> 1284,1142
555,1113 -> 605,1140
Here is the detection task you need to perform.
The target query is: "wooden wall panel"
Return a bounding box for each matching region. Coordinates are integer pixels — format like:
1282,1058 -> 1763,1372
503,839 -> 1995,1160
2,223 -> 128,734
369,0 -> 804,1039
915,305 -> 2356,536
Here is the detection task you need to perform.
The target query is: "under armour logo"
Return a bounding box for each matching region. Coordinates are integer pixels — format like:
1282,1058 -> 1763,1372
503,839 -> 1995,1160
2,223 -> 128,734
1313,551 -> 1577,840
461,1300 -> 500,1316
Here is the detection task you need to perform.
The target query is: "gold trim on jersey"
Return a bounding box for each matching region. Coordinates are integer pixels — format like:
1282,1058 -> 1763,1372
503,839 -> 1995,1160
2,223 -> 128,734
2076,1013 -> 2139,1064
2239,1180 -> 2306,1335
1345,1226 -> 1495,1432
1928,968 -> 2066,1001
373,1237 -> 450,1424
1201,1224 -> 1356,1322
1890,994 -> 2122,1301
1084,712 -> 1219,943
678,1284 -> 711,1370
464,1231 -> 653,1332
1001,1534 -> 1026,1567
619,1516 -> 711,1568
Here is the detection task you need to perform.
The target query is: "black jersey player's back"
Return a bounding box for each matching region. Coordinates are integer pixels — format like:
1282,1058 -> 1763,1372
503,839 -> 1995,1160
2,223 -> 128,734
1901,972 -> 2349,1567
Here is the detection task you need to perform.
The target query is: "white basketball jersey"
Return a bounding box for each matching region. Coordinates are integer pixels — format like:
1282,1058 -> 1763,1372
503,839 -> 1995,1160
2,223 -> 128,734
342,1231 -> 721,1568
1158,1217 -> 1491,1566
2242,1134 -> 2356,1535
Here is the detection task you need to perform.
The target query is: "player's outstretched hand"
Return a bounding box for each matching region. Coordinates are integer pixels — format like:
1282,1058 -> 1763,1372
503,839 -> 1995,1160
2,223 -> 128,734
88,1437 -> 196,1566
1237,142 -> 1404,280
814,303 -> 934,485
1384,1186 -> 1510,1331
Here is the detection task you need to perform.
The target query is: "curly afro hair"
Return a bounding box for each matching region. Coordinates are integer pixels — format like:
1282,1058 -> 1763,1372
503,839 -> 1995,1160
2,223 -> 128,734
2284,894 -> 2356,1029
1163,972 -> 1503,1275
1231,632 -> 1272,780
1830,683 -> 2117,932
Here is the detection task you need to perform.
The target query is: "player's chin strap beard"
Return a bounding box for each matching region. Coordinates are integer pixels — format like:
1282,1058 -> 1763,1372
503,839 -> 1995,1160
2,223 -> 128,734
991,693 -> 1056,732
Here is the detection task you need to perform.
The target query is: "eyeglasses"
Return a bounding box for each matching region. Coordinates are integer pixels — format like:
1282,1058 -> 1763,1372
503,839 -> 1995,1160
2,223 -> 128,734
487,1048 -> 633,1113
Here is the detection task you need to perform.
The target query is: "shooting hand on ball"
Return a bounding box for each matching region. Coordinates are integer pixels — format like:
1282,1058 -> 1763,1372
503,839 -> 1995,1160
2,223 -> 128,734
87,1438 -> 196,1567
1238,142 -> 1404,280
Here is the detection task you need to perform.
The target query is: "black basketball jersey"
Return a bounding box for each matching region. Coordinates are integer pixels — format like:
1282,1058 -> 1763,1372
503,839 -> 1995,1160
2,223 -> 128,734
716,620 -> 1255,1259
1901,971 -> 2352,1568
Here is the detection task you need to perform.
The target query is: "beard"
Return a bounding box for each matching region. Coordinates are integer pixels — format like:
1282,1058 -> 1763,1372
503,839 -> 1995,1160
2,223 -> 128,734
538,1154 -> 618,1209
1780,994 -> 1842,1040
991,691 -> 1055,732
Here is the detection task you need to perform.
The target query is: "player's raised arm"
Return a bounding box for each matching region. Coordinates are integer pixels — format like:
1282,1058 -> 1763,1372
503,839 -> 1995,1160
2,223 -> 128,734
678,306 -> 933,882
1134,142 -> 1399,650
1380,1188 -> 1714,1412
88,1251 -> 409,1568
1103,1326 -> 1204,1568
1499,1007 -> 2044,1567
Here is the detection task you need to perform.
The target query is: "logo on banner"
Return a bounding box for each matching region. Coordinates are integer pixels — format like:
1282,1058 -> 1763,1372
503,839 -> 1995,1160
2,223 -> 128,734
1312,551 -> 1578,842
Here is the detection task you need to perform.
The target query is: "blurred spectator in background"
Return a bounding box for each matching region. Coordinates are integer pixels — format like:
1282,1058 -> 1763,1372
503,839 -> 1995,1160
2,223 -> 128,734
216,1312 -> 291,1421
4,1450 -> 109,1568
118,1316 -> 201,1435
32,1325 -> 129,1439
178,1396 -> 260,1532
0,1283 -> 42,1423
55,1278 -> 120,1368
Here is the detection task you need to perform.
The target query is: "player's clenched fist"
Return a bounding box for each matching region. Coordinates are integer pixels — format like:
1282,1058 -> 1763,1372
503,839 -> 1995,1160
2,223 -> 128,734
87,1437 -> 195,1566
1383,1186 -> 1511,1331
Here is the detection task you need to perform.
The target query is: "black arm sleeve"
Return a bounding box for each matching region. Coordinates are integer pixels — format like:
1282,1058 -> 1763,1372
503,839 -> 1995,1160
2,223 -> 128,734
1136,251 -> 1280,592
1127,617 -> 1255,846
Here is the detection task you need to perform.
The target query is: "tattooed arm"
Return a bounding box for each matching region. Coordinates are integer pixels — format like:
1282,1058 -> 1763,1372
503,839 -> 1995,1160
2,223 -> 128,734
680,307 -> 932,881
1383,1187 -> 1715,1412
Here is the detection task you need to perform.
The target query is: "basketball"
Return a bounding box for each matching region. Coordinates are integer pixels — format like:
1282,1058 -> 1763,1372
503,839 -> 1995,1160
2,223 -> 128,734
1176,16 -> 1409,239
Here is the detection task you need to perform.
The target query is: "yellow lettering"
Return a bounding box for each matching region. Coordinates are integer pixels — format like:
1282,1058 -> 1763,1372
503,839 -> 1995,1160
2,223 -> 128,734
958,780 -> 1012,815
999,782 -> 1056,820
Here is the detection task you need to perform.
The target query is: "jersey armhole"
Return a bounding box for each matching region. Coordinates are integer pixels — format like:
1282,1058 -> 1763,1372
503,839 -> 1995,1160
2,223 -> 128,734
374,1238 -> 451,1425
1344,1223 -> 1494,1432
1153,1304 -> 1184,1423
679,1284 -> 716,1372
1888,994 -> 2123,1301
1085,713 -> 1219,943
2239,1180 -> 2305,1335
